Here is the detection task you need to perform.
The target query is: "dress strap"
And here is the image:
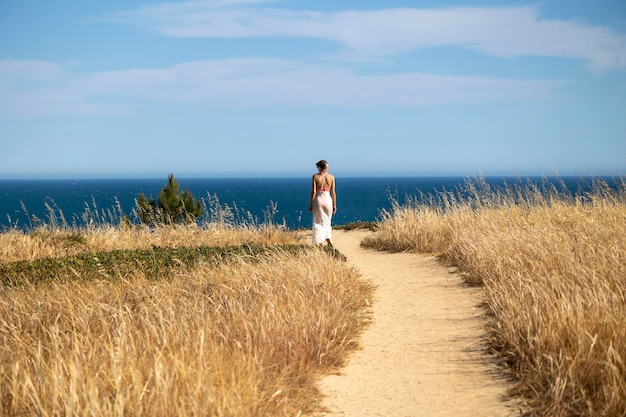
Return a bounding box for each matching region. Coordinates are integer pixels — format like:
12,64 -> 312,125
320,173 -> 329,191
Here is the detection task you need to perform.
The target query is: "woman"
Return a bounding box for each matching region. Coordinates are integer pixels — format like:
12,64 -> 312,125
309,160 -> 337,246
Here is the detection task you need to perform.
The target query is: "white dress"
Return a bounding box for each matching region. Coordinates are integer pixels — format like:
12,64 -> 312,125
312,174 -> 333,244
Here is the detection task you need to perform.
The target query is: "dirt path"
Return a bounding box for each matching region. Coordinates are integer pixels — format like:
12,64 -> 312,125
318,230 -> 516,417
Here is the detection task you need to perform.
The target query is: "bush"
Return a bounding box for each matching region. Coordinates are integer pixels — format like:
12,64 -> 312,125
137,173 -> 202,225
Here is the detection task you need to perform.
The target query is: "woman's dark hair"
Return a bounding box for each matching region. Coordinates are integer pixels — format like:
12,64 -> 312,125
316,160 -> 328,170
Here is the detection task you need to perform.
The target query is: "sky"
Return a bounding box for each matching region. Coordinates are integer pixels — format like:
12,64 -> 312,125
0,0 -> 625,179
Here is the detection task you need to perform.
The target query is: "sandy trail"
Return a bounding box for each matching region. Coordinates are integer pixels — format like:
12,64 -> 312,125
318,230 -> 516,417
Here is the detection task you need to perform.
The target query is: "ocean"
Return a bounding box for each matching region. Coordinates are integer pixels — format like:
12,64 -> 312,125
0,176 -> 618,231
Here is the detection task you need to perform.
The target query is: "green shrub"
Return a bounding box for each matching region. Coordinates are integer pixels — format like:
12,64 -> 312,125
137,173 -> 203,225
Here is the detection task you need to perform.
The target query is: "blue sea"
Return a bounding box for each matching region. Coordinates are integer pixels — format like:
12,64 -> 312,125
0,176 -> 619,231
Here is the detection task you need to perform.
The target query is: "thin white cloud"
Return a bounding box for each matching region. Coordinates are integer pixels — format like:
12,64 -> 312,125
0,59 -> 70,82
113,3 -> 626,73
0,58 -> 563,118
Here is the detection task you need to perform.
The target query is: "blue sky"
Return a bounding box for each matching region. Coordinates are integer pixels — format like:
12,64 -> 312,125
1,0 -> 625,179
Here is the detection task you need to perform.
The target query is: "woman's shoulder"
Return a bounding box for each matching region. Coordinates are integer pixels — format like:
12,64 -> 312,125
313,172 -> 334,180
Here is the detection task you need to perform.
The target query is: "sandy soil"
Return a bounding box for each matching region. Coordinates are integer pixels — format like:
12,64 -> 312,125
318,230 -> 517,417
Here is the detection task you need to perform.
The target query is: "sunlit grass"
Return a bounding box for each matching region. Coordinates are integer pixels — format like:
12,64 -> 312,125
363,176 -> 626,417
0,223 -> 301,263
0,208 -> 374,416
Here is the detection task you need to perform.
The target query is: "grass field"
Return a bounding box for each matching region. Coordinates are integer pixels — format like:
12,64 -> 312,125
0,224 -> 374,416
363,176 -> 626,417
2,175 -> 624,416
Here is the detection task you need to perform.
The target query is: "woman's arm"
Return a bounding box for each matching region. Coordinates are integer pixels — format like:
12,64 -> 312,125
330,176 -> 337,213
308,175 -> 317,211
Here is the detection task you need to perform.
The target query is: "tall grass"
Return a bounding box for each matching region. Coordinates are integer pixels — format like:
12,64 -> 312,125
1,249 -> 373,416
1,198 -> 374,416
364,176 -> 626,417
5,191 -> 286,231
0,223 -> 301,263
0,191 -> 301,264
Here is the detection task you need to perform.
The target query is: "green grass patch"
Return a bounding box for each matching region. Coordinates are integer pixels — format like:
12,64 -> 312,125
335,221 -> 379,231
0,244 -> 346,287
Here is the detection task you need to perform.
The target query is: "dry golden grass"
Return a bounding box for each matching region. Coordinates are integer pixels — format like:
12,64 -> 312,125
363,177 -> 626,417
0,224 -> 301,263
0,245 -> 373,416
0,218 -> 373,416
